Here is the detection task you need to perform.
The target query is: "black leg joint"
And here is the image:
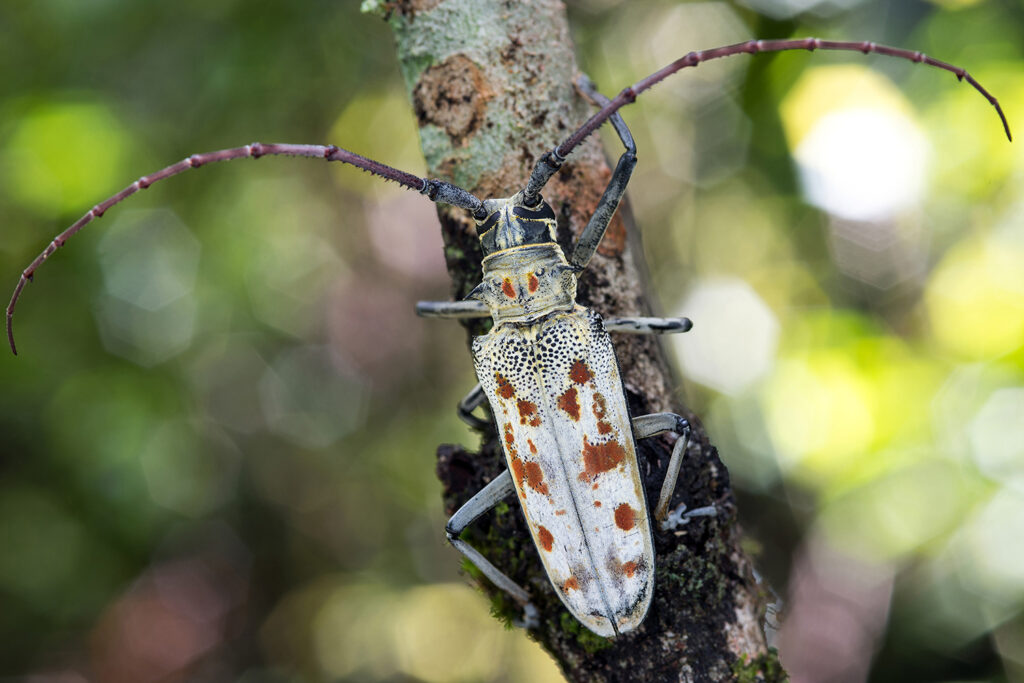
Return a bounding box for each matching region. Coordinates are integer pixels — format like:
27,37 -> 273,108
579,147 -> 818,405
420,178 -> 439,200
523,149 -> 566,205
675,415 -> 691,437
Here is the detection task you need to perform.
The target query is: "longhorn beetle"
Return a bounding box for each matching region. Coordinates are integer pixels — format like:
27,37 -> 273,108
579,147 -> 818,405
6,39 -> 1010,637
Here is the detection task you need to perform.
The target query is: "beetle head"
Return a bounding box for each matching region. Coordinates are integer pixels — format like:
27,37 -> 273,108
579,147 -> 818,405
475,193 -> 559,256
470,193 -> 577,322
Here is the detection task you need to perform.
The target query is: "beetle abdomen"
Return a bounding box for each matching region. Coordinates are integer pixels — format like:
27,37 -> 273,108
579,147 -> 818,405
473,307 -> 654,637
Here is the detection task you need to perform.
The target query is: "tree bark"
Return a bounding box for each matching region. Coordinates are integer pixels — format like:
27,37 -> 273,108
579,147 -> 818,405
366,1 -> 784,680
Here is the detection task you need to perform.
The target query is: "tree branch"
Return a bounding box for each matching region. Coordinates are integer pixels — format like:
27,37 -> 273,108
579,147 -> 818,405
368,1 -> 783,679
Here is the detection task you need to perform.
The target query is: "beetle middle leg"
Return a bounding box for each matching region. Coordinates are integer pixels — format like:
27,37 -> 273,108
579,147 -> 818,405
632,412 -> 717,531
445,469 -> 540,628
604,316 -> 693,335
417,307 -> 695,429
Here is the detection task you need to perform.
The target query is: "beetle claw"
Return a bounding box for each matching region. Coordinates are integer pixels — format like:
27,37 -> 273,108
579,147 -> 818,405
661,502 -> 717,531
514,602 -> 540,629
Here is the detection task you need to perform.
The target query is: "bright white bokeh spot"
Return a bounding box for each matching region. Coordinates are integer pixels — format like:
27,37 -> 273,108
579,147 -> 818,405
969,388 -> 1024,492
795,108 -> 930,221
673,278 -> 779,395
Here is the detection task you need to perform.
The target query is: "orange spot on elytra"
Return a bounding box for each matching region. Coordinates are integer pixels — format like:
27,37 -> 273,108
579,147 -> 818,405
557,386 -> 580,421
564,576 -> 579,592
524,461 -> 549,495
528,273 -> 539,293
537,525 -> 554,552
517,399 -> 541,427
614,503 -> 636,531
592,392 -> 614,434
527,439 -> 537,454
495,372 -> 515,399
555,509 -> 567,516
579,435 -> 627,481
594,501 -> 602,507
505,423 -> 527,493
502,278 -> 516,299
511,458 -> 526,491
569,359 -> 593,385
622,560 -> 640,578
506,424 -> 546,494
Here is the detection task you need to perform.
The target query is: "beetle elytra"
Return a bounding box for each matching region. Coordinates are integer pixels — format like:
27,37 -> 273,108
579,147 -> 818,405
6,38 -> 1009,637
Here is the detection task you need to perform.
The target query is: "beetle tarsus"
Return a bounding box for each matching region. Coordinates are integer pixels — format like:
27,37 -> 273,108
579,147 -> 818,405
515,602 -> 541,630
661,503 -> 718,531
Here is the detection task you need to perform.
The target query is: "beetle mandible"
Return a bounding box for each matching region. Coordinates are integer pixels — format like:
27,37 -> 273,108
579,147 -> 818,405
5,38 -> 1010,637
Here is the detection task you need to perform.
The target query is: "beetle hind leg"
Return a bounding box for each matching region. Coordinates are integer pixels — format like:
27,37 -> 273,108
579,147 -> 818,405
445,470 -> 539,629
631,412 -> 718,531
662,501 -> 718,530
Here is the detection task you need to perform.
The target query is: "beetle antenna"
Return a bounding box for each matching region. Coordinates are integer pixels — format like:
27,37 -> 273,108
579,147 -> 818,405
531,37 -> 1011,194
6,141 -> 483,355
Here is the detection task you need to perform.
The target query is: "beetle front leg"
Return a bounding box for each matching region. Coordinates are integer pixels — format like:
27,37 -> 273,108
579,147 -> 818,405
445,470 -> 540,629
568,74 -> 638,271
632,413 -> 717,531
415,299 -> 489,319
415,301 -> 493,429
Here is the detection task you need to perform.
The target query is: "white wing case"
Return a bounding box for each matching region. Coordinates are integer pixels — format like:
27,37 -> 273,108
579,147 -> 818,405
473,306 -> 654,636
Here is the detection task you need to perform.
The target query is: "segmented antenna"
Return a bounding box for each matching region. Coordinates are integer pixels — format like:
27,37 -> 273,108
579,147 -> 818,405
530,38 -> 1011,192
6,142 -> 482,354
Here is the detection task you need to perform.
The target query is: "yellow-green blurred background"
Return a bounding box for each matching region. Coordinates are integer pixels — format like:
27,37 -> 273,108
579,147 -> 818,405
1,1 -> 1021,681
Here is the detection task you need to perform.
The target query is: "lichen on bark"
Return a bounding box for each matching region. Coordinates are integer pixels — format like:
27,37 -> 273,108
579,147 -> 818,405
367,1 -> 783,680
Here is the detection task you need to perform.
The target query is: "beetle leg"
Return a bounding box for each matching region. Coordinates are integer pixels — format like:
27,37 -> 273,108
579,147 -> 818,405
456,383 -> 491,430
415,299 -> 490,319
415,301 -> 494,429
568,74 -> 637,271
662,502 -> 718,531
632,412 -> 717,531
445,470 -> 539,628
604,316 -> 693,335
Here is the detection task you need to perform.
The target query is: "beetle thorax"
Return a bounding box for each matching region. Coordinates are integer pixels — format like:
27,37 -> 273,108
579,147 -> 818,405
474,244 -> 577,323
471,195 -> 577,324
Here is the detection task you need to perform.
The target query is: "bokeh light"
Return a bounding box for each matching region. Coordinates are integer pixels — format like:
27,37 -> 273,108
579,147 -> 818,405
673,278 -> 779,395
1,1 -> 1021,681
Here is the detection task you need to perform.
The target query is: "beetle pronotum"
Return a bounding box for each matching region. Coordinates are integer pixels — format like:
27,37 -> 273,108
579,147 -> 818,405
6,37 -> 1009,638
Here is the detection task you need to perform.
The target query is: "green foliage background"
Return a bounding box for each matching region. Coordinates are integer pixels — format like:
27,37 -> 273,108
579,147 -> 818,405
1,1 -> 1021,681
